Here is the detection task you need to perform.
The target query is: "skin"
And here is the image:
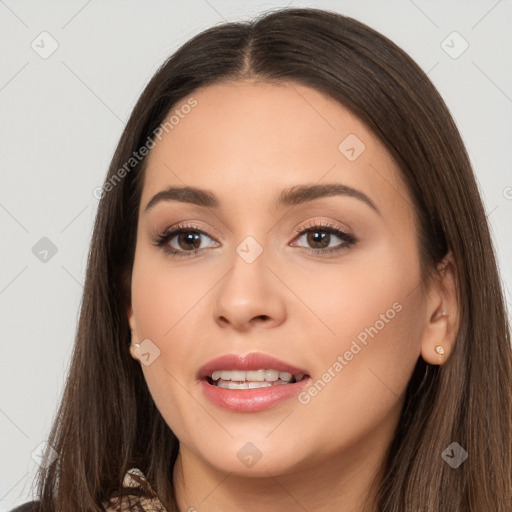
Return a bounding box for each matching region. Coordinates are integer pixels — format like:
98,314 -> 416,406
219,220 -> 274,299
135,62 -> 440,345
127,80 -> 459,512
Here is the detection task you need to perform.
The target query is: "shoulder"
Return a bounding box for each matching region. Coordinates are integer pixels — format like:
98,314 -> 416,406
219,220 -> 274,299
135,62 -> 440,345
8,469 -> 167,512
8,501 -> 41,512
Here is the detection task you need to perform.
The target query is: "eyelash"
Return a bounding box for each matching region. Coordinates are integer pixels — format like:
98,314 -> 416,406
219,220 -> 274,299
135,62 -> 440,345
152,221 -> 358,259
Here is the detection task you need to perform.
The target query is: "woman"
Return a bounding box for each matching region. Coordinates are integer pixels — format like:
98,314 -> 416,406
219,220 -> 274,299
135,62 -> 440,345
12,6 -> 511,512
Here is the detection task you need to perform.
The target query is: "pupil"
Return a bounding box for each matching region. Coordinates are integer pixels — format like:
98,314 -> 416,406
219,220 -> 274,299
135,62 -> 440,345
179,232 -> 200,250
308,230 -> 329,248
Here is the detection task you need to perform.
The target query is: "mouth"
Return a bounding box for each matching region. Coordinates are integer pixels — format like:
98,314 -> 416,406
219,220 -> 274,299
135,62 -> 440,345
198,352 -> 310,384
198,352 -> 311,412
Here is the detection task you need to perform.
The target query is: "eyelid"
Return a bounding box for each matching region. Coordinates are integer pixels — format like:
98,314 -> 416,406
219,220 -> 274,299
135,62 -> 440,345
156,220 -> 221,241
294,218 -> 352,237
160,222 -> 219,245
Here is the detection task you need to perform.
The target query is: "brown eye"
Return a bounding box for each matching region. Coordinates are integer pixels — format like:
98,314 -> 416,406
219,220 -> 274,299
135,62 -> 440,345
174,231 -> 202,251
293,224 -> 356,254
305,229 -> 331,249
153,224 -> 220,258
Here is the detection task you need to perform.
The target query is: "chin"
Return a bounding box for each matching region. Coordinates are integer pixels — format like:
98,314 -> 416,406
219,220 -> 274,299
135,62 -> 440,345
194,437 -> 310,478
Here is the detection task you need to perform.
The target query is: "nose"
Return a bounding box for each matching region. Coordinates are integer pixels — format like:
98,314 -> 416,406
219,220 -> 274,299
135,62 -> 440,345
213,249 -> 286,332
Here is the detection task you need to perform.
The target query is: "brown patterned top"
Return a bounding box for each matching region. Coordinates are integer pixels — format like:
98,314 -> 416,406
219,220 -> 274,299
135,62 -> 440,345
103,468 -> 168,511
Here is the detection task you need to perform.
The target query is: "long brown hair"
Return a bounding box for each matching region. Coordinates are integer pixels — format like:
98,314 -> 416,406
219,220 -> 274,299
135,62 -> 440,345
32,7 -> 511,511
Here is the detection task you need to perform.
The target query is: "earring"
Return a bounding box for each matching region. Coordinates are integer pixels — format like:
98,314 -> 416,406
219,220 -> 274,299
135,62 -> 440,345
130,338 -> 140,354
435,345 -> 445,359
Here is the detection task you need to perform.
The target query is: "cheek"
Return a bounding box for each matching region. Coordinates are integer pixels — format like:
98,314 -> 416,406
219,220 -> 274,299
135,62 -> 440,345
287,231 -> 423,349
130,245 -> 213,342
290,240 -> 425,429
309,307 -> 422,449
129,248 -> 216,430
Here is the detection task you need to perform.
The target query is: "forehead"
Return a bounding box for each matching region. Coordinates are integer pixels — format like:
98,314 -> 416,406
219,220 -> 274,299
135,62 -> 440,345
140,80 -> 412,222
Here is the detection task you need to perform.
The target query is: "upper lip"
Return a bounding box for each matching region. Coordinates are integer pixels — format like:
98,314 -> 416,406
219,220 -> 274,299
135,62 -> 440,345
197,352 -> 309,379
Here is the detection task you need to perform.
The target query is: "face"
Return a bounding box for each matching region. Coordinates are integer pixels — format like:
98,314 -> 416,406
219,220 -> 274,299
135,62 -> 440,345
128,80 -> 430,479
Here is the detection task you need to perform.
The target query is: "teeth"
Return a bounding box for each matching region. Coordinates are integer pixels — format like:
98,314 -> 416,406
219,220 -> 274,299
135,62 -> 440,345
217,381 -> 274,389
209,369 -> 308,389
210,369 -> 297,383
246,370 -> 266,381
224,370 -> 245,381
279,371 -> 293,382
265,369 -> 279,381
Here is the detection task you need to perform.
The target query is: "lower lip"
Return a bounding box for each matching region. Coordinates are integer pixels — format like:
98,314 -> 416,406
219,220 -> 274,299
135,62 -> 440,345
200,377 -> 311,412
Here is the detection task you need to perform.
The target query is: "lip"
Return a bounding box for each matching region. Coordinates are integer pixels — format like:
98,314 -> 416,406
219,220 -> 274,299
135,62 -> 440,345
198,352 -> 311,413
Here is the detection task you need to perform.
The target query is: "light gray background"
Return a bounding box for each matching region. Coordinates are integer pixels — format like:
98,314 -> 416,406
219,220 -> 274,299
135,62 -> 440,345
1,0 -> 511,509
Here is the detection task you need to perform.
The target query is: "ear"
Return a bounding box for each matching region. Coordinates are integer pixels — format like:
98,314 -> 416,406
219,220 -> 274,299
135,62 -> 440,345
420,252 -> 459,365
127,304 -> 141,362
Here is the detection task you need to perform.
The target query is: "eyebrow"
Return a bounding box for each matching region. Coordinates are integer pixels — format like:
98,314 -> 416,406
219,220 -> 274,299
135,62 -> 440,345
144,183 -> 380,215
